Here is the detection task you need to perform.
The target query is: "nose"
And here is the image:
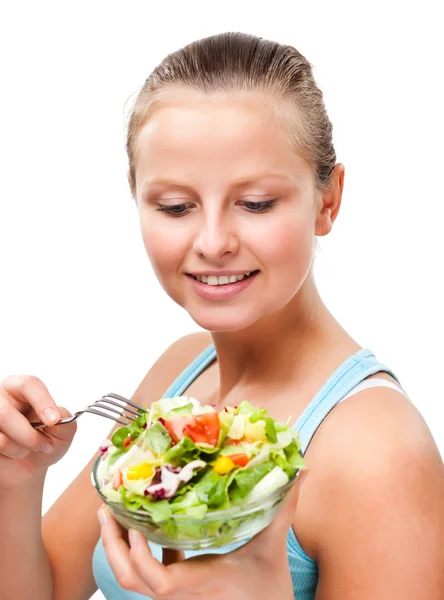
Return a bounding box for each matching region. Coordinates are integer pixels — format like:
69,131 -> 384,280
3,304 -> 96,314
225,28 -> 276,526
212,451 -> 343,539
192,216 -> 240,262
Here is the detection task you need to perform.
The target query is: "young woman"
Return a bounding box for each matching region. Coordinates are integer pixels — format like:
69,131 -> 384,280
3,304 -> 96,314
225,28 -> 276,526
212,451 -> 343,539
0,32 -> 443,600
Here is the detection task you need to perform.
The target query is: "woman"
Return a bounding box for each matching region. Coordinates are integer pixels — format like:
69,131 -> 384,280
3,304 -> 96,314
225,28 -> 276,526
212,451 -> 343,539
0,32 -> 443,600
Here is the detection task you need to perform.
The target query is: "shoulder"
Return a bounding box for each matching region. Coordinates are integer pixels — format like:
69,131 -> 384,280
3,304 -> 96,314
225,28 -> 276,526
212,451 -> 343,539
304,384 -> 444,596
132,331 -> 213,407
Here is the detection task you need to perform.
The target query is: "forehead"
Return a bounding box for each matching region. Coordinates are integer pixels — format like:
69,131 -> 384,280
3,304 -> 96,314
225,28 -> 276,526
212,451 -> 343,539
133,91 -> 311,192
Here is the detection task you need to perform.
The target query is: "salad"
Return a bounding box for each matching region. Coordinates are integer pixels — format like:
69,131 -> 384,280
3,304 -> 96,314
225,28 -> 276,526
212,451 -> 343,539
96,396 -> 305,541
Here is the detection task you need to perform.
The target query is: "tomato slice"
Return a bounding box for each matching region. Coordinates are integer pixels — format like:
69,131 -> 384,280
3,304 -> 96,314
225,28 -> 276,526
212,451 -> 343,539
112,470 -> 123,490
162,416 -> 195,444
163,413 -> 220,447
228,453 -> 249,467
185,413 -> 220,446
225,438 -> 242,446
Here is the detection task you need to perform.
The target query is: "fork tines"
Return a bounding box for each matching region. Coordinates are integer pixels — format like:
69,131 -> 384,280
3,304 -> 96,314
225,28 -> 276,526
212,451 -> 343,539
87,393 -> 148,426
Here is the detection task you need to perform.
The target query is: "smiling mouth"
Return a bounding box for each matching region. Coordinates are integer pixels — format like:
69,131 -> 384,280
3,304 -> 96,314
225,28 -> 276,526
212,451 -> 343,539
186,270 -> 260,286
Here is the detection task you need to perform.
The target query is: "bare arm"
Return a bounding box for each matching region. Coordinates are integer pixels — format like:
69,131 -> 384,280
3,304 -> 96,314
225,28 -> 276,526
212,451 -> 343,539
0,472 -> 53,600
311,388 -> 444,599
22,332 -> 210,600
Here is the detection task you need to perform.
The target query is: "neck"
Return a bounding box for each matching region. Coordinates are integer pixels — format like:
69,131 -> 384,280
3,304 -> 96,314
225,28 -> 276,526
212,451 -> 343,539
210,272 -> 348,399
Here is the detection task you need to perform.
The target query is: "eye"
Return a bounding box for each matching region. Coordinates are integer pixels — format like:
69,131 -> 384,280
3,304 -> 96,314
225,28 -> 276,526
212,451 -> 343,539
237,199 -> 278,213
155,203 -> 194,216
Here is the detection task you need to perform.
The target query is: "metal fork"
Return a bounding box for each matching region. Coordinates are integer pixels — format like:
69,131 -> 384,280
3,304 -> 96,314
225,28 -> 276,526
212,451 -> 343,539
30,393 -> 147,430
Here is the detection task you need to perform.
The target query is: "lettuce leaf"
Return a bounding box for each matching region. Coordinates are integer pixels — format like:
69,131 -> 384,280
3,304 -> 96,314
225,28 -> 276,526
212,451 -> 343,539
283,439 -> 305,470
163,436 -> 199,466
237,400 -> 257,415
145,422 -> 171,456
228,460 -> 275,502
264,417 -> 277,443
108,448 -> 126,466
220,444 -> 256,457
119,487 -> 154,512
270,449 -> 294,478
169,402 -> 194,416
194,470 -> 231,509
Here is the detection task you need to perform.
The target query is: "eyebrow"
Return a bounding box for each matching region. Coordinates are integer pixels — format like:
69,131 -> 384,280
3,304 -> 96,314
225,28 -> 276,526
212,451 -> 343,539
141,172 -> 294,192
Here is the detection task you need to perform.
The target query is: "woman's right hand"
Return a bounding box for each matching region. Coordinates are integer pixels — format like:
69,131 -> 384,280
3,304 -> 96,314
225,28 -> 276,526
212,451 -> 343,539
0,375 -> 78,490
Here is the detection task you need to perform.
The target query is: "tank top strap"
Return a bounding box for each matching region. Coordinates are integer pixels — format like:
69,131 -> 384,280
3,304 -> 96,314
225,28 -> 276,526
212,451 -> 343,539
162,343 -> 217,398
293,348 -> 400,455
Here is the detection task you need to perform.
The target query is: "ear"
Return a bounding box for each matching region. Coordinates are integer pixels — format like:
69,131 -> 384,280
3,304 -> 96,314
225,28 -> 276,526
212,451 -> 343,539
315,164 -> 345,237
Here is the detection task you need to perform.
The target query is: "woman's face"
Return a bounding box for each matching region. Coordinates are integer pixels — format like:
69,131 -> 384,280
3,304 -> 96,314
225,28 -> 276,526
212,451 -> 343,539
132,91 -> 321,332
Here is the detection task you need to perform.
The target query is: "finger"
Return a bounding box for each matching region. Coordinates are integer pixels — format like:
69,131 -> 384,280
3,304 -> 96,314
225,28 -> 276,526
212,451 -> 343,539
163,552 -> 225,596
1,375 -> 60,426
99,507 -> 152,596
41,407 -> 77,443
0,399 -> 57,453
0,431 -> 30,459
128,529 -> 174,598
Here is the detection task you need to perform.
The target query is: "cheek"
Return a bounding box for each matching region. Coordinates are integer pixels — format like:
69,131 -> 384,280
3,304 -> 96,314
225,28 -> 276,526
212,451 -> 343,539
140,217 -> 187,279
253,213 -> 314,275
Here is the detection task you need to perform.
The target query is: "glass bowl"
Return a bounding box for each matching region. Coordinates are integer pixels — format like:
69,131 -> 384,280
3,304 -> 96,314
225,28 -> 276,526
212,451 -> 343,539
92,456 -> 301,550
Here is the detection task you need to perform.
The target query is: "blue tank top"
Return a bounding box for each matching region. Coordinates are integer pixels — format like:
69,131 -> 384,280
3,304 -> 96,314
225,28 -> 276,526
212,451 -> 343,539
92,345 -> 400,599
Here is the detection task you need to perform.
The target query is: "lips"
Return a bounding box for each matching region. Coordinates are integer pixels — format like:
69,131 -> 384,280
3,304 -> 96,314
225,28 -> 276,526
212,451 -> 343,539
187,270 -> 259,286
185,270 -> 259,300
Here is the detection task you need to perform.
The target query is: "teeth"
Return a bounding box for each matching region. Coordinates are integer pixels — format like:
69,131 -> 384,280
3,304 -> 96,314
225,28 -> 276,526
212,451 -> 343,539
194,272 -> 255,285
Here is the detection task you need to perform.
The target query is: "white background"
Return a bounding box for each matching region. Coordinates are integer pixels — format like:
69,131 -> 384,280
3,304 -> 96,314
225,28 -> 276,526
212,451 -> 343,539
0,2 -> 442,599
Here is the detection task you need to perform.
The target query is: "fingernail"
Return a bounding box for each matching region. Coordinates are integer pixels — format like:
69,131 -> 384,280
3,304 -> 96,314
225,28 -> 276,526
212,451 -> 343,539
129,529 -> 141,547
98,507 -> 108,527
40,442 -> 54,454
43,408 -> 59,425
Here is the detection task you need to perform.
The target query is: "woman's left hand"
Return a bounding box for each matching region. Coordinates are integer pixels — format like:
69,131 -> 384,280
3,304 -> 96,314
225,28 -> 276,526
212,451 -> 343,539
99,471 -> 306,600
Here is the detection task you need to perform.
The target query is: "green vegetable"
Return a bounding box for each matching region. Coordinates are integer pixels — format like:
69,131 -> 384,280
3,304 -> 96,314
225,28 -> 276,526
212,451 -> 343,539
170,491 -> 209,520
270,449 -> 294,478
220,444 -> 255,457
249,408 -> 268,423
146,499 -> 173,523
218,411 -> 233,433
169,403 -> 194,416
107,448 -> 126,465
163,436 -> 199,466
132,412 -> 147,430
274,420 -> 289,433
145,422 -> 172,456
111,426 -> 131,448
119,487 -> 153,512
183,505 -> 208,519
264,417 -> 278,443
283,439 -> 305,470
170,490 -> 201,511
237,400 -> 256,415
194,470 -> 230,509
228,460 -> 275,502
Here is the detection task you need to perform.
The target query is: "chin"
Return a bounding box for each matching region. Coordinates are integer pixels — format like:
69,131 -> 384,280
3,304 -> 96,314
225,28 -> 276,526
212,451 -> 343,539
187,306 -> 261,333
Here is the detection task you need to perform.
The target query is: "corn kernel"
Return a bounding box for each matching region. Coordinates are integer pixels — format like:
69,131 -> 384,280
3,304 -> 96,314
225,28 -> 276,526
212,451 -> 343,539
126,463 -> 154,480
214,455 -> 235,475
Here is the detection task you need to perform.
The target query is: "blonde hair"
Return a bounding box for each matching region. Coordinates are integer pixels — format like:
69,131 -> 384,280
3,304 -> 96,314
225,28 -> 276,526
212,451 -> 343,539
126,32 -> 336,199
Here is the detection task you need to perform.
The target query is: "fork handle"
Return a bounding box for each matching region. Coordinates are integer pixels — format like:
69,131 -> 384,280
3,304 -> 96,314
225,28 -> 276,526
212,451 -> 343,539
30,416 -> 77,430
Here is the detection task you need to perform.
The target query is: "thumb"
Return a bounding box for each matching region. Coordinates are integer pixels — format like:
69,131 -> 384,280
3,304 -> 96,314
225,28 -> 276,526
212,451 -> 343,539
41,406 -> 77,443
249,469 -> 308,546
